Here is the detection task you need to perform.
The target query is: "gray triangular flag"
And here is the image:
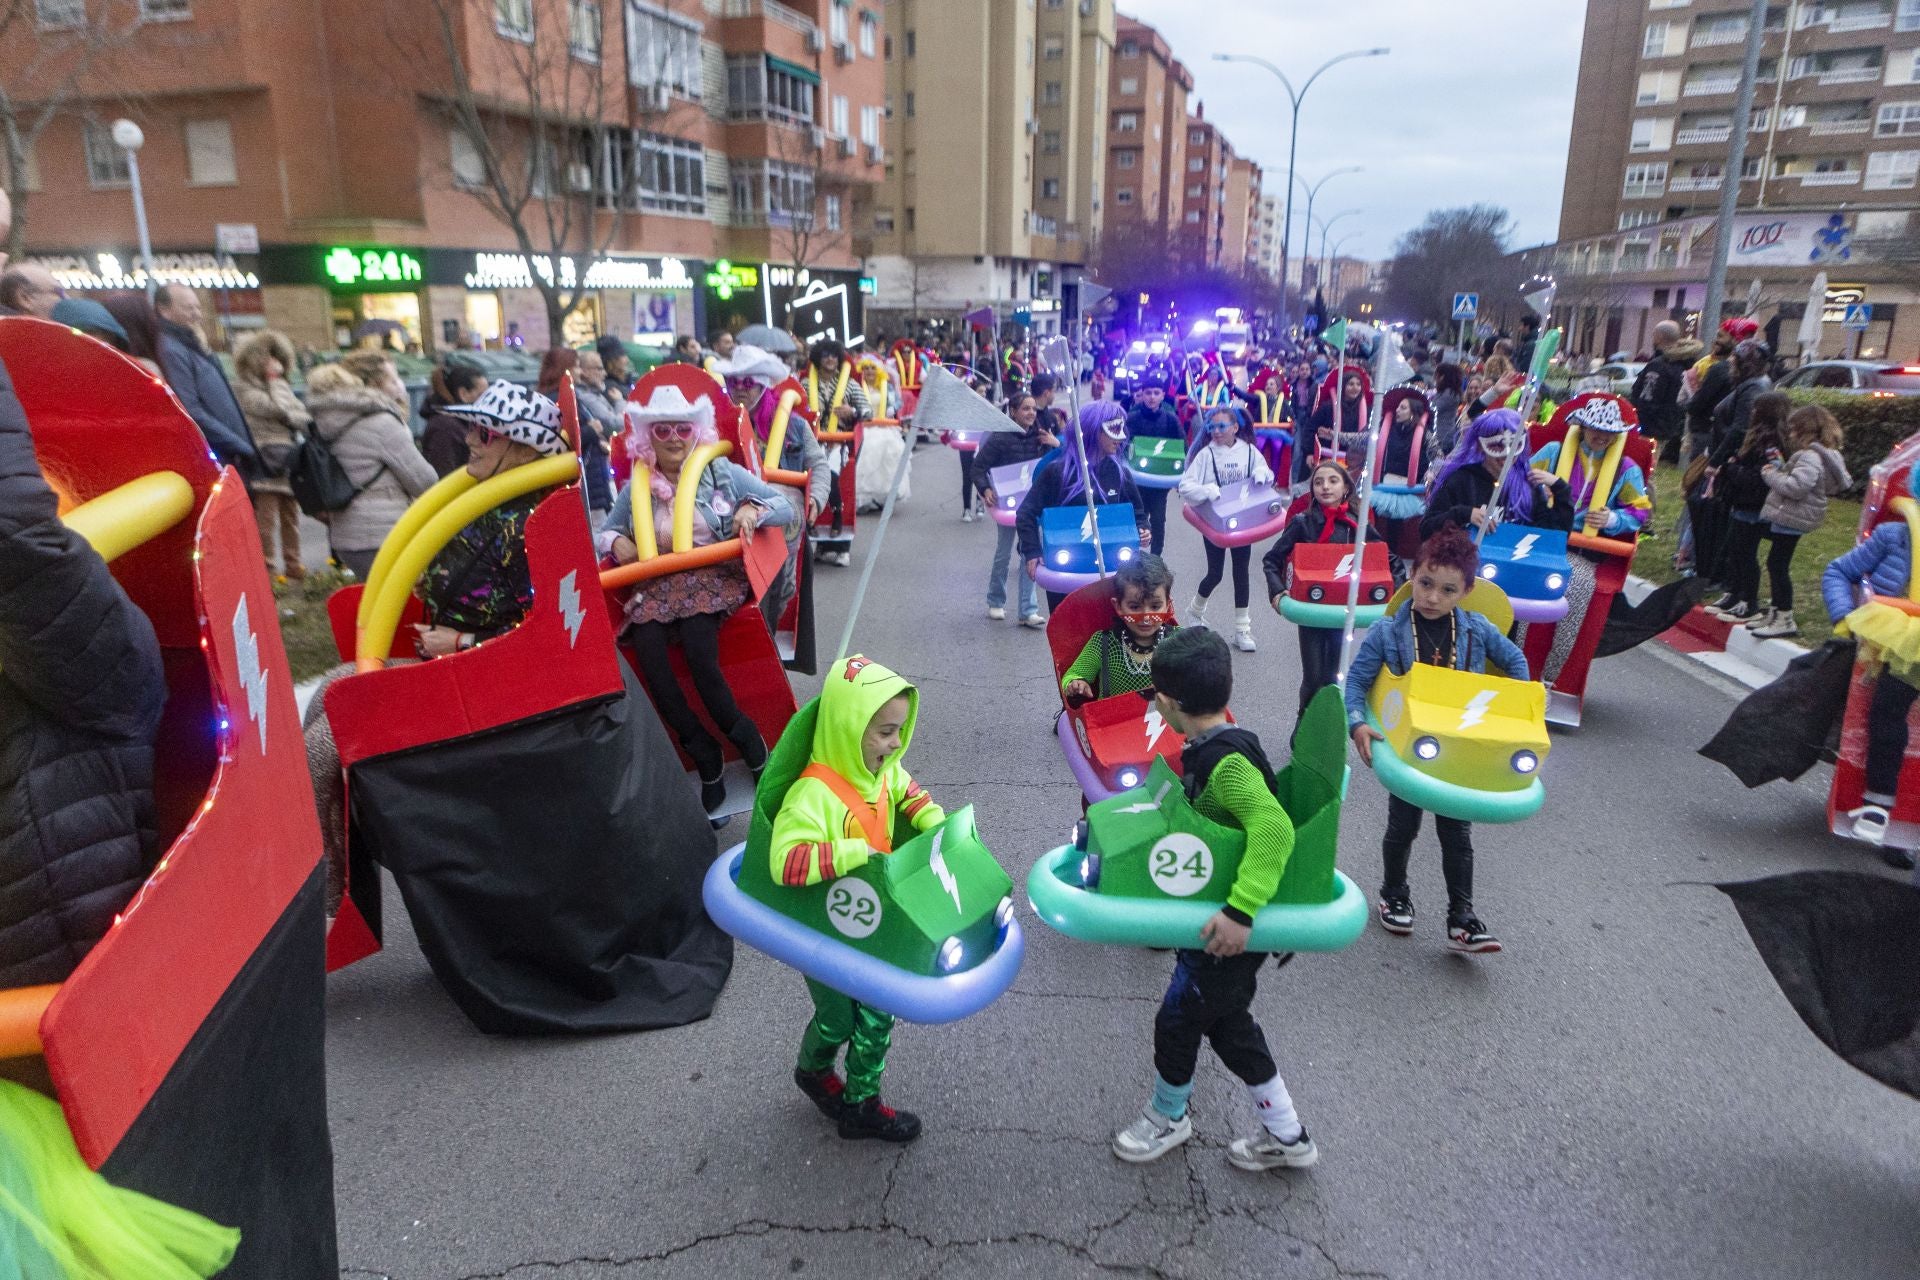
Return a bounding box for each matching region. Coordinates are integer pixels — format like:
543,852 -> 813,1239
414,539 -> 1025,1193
915,364 -> 1022,433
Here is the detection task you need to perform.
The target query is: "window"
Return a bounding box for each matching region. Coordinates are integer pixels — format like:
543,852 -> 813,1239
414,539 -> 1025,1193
1042,129 -> 1061,154
904,207 -> 914,231
1184,209 -> 1201,223
1186,182 -> 1203,197
1618,209 -> 1661,229
730,159 -> 816,225
1043,81 -> 1062,106
184,119 -> 236,185
450,128 -> 487,189
139,0 -> 190,18
1120,39 -> 1139,57
1118,75 -> 1139,93
904,30 -> 915,57
1114,188 -> 1134,205
826,193 -> 842,231
1900,0 -> 1920,31
831,94 -> 849,136
859,104 -> 880,146
569,0 -> 601,60
1878,102 -> 1920,136
1115,148 -> 1136,169
1867,150 -> 1920,188
1188,156 -> 1205,172
727,54 -> 817,124
1636,70 -> 1680,104
859,11 -> 877,56
1114,111 -> 1138,132
1044,36 -> 1065,60
34,0 -> 83,29
905,91 -> 915,117
1777,103 -> 1807,128
83,121 -> 130,188
1042,177 -> 1059,198
1643,20 -> 1672,57
1190,128 -> 1206,145
1623,161 -> 1667,196
494,0 -> 532,40
874,209 -> 895,232
829,0 -> 849,47
626,132 -> 701,213
883,34 -> 892,59
1743,155 -> 1763,178
629,4 -> 701,96
1631,119 -> 1656,150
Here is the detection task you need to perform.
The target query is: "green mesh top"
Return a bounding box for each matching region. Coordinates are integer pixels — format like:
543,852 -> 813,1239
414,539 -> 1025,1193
1061,626 -> 1177,699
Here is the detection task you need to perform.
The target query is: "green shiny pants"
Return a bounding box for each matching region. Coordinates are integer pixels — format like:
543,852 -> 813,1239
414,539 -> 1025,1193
796,978 -> 894,1104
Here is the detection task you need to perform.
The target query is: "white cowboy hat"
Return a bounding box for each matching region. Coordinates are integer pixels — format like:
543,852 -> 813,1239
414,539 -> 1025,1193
1568,397 -> 1630,434
624,381 -> 716,430
441,381 -> 567,456
712,344 -> 790,385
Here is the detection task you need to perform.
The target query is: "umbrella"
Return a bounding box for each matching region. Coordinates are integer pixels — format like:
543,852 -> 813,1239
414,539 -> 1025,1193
351,318 -> 407,342
1718,870 -> 1920,1099
735,323 -> 797,354
1797,271 -> 1828,361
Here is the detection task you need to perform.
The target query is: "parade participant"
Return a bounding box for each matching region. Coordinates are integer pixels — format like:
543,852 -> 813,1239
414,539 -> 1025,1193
1263,460 -> 1389,718
1420,409 -> 1575,541
777,656 -> 945,1142
1110,627 -> 1318,1172
1346,528 -> 1529,953
1124,382 -> 1183,554
975,390 -> 1055,627
1367,387 -> 1439,555
1293,365 -> 1372,488
1179,404 -> 1273,651
603,383 -> 794,816
1018,400 -> 1149,612
718,342 -> 830,625
1061,553 -> 1177,703
805,339 -> 868,567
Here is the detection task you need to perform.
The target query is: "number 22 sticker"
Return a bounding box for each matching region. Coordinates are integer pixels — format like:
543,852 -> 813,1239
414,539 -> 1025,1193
826,879 -> 883,939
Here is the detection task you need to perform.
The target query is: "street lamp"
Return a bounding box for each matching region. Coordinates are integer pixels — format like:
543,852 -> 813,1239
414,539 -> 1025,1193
1292,166 -> 1361,300
111,118 -> 157,301
1213,48 -> 1388,334
1315,209 -> 1361,295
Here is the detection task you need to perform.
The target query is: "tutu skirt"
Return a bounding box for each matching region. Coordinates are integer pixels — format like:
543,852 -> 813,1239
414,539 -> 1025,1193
1837,599 -> 1920,678
1368,486 -> 1426,520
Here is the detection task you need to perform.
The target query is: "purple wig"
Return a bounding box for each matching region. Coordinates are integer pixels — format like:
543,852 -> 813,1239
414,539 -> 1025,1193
1061,399 -> 1128,503
1429,408 -> 1535,523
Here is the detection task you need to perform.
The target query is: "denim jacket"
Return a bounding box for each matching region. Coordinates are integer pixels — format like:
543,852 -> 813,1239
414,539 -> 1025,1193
1343,602 -> 1532,729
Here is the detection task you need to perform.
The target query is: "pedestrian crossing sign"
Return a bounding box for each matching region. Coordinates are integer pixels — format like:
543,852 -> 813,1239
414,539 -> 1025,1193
1452,293 -> 1478,320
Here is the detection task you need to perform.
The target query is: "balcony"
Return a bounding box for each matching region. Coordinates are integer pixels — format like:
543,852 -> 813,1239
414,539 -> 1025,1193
1829,12 -> 1893,32
718,0 -> 819,38
1816,65 -> 1883,84
1799,169 -> 1863,184
1809,118 -> 1874,135
1684,77 -> 1741,96
1692,27 -> 1747,47
1668,173 -> 1724,191
1677,125 -> 1733,143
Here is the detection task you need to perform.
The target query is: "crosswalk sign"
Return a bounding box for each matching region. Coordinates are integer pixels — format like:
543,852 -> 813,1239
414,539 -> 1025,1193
1843,303 -> 1872,331
1452,293 -> 1478,321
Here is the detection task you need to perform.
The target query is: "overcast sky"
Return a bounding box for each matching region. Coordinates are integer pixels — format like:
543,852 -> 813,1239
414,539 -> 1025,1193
1118,0 -> 1583,263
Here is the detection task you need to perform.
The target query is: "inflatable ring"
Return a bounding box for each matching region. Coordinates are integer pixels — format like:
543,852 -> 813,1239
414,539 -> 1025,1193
1024,845 -> 1368,952
1180,503 -> 1287,549
356,469 -> 479,630
703,846 -> 1025,1024
1507,596 -> 1571,624
990,505 -> 1017,528
1128,467 -> 1182,491
356,453 -> 580,671
1279,597 -> 1387,629
1365,712 -> 1545,824
1033,564 -> 1112,594
1056,709 -> 1124,803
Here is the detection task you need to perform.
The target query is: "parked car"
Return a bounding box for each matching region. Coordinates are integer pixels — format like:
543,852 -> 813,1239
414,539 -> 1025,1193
1595,361 -> 1645,398
1775,360 -> 1920,397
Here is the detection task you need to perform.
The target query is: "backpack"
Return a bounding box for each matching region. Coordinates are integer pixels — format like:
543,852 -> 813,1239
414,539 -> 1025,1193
287,421 -> 384,516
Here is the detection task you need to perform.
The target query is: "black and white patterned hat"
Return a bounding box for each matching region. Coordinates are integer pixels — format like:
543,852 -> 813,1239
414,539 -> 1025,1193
441,381 -> 567,455
1568,396 -> 1629,434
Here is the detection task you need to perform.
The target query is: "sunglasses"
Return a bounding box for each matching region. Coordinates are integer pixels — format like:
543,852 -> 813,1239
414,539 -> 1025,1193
465,424 -> 502,445
650,422 -> 697,441
1206,416 -> 1238,433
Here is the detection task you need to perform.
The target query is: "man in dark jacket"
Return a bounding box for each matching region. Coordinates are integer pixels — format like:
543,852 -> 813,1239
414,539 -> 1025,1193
1631,320 -> 1691,461
1125,383 -> 1183,554
155,283 -> 258,473
0,355 -> 165,985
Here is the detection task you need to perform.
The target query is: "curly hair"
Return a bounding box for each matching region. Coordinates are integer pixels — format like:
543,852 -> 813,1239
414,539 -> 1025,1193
1414,525 -> 1480,583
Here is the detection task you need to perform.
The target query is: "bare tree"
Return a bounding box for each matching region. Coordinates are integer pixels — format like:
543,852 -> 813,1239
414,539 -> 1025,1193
766,122 -> 851,280
0,0 -> 190,260
394,0 -> 631,345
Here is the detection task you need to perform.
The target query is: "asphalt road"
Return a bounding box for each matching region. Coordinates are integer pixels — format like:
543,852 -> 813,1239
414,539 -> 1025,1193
326,442 -> 1919,1279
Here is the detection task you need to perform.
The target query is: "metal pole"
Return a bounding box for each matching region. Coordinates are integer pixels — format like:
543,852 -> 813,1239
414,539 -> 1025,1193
1699,0 -> 1769,339
1337,337 -> 1392,681
125,149 -> 156,303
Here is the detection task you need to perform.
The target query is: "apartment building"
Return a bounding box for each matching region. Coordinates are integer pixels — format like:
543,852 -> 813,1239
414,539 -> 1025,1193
1251,194 -> 1282,280
2,0 -> 886,354
865,0 -> 1114,338
1547,0 -> 1920,360
1174,110 -> 1238,269
1103,14 -> 1193,229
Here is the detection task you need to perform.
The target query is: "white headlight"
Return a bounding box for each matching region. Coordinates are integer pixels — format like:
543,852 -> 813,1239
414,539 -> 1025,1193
1545,573 -> 1565,591
1480,564 -> 1498,579
1414,736 -> 1440,761
1511,750 -> 1539,774
938,937 -> 964,971
995,896 -> 1015,929
1056,550 -> 1071,565
1227,517 -> 1240,529
1118,768 -> 1141,788
1118,546 -> 1134,561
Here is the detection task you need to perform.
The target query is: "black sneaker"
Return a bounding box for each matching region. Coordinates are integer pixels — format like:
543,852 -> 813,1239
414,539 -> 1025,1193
838,1096 -> 922,1143
1705,592 -> 1734,612
1377,894 -> 1414,936
794,1067 -> 847,1120
1447,915 -> 1502,954
1881,846 -> 1918,872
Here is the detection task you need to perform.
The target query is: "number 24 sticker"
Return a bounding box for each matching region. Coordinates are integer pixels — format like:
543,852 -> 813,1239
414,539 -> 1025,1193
826,879 -> 882,938
1149,833 -> 1214,898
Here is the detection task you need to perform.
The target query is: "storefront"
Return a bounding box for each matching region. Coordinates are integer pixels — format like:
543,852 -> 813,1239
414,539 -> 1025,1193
701,260 -> 868,350
27,248 -> 265,346
254,243 -> 430,354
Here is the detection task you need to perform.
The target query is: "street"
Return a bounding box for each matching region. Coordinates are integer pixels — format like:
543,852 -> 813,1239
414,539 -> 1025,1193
326,445 -> 1919,1280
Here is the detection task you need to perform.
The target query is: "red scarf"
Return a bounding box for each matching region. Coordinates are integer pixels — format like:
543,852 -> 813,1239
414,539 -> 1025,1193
1315,501 -> 1358,542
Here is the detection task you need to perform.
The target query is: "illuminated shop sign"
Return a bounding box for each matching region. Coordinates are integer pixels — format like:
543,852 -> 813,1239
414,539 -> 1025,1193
463,252 -> 694,291
31,251 -> 260,291
705,259 -> 759,300
324,246 -> 424,288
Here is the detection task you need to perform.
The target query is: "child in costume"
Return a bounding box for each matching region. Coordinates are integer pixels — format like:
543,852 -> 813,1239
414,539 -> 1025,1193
1367,387 -> 1439,555
1262,460 -> 1392,719
774,655 -> 945,1142
1016,400 -> 1149,612
1420,409 -> 1574,542
805,340 -> 869,567
715,343 -> 831,630
1822,486 -> 1920,870
1110,626 -> 1319,1172
1345,528 -> 1529,954
1062,553 -> 1177,703
1180,404 -> 1274,652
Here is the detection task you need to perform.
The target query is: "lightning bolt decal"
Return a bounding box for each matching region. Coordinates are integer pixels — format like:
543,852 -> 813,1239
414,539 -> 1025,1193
1512,534 -> 1538,561
1458,690 -> 1497,731
558,569 -> 585,648
928,828 -> 962,912
1334,553 -> 1355,579
1080,509 -> 1095,541
1144,706 -> 1168,752
231,595 -> 269,753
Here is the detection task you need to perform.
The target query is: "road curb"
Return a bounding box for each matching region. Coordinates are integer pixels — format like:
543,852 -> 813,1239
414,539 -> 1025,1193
1627,573 -> 1806,691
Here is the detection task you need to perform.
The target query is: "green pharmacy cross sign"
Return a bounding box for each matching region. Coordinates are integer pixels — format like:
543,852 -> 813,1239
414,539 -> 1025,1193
323,246 -> 425,291
705,259 -> 759,301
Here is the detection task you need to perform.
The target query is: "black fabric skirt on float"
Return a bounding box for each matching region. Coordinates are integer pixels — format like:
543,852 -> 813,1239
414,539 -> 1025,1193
347,665 -> 734,1035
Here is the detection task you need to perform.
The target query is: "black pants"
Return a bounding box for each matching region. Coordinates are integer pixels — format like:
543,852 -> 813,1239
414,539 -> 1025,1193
1045,589 -> 1067,614
1381,793 -> 1475,918
1721,516 -> 1766,609
1153,950 -> 1278,1089
1296,627 -> 1343,717
625,611 -> 744,779
826,469 -> 844,535
1866,670 -> 1920,799
1140,486 -> 1170,555
1689,494 -> 1728,584
1766,531 -> 1802,612
959,450 -> 978,508
1198,542 -> 1252,609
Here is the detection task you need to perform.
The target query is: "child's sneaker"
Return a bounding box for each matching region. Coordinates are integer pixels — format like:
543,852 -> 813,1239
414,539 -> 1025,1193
1752,614 -> 1800,639
1376,894 -> 1415,935
1227,1127 -> 1318,1171
987,605 -> 1007,620
1705,591 -> 1734,612
1020,612 -> 1047,629
837,1097 -> 921,1143
961,508 -> 974,523
1742,607 -> 1776,630
1111,1107 -> 1192,1163
833,551 -> 852,567
1234,625 -> 1257,653
1848,803 -> 1891,846
793,1067 -> 846,1120
1447,915 -> 1502,954
1714,601 -> 1756,623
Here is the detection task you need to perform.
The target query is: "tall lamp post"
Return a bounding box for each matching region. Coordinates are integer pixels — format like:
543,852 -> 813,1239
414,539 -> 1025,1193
1315,209 -> 1361,299
111,118 -> 156,302
1293,166 -> 1362,299
1213,48 -> 1388,335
